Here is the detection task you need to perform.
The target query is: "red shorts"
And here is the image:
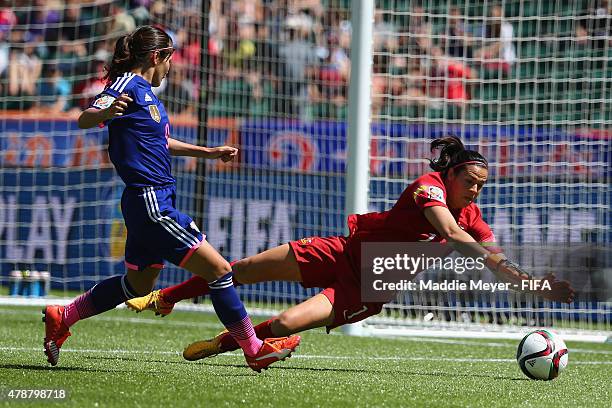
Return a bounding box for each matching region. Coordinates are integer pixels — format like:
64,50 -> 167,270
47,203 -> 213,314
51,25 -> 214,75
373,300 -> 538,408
289,236 -> 384,331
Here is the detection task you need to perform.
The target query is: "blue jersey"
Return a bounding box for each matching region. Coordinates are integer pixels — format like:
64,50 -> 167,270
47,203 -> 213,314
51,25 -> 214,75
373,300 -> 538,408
90,73 -> 175,187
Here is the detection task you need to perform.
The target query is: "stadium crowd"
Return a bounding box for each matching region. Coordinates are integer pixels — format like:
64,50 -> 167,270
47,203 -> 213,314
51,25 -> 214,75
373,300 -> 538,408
0,0 -> 610,120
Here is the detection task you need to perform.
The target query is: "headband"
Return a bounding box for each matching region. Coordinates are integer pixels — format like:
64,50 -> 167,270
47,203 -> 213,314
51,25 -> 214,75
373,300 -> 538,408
450,160 -> 488,170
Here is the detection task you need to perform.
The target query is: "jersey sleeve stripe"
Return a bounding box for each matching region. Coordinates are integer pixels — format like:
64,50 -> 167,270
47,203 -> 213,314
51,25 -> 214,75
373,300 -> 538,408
110,73 -> 129,91
117,73 -> 136,93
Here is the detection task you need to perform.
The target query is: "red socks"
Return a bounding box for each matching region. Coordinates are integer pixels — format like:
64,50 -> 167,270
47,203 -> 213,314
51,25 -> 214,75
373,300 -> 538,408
161,264 -> 243,304
161,275 -> 210,303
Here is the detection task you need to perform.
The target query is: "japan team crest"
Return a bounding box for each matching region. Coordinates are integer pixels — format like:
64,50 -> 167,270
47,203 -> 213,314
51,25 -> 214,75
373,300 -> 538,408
148,105 -> 161,123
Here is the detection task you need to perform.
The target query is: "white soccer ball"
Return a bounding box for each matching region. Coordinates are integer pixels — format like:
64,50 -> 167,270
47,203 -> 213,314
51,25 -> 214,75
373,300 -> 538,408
516,330 -> 569,380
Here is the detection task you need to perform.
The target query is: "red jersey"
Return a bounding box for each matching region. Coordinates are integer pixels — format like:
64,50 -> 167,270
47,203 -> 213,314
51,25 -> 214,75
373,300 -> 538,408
346,172 -> 497,265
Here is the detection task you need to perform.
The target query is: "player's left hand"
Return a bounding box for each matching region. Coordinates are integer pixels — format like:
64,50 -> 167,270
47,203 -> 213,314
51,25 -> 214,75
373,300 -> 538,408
207,146 -> 238,162
539,273 -> 576,304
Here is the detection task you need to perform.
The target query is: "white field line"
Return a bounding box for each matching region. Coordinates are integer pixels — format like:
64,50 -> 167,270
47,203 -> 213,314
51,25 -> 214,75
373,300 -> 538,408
0,346 -> 610,365
2,308 -> 611,354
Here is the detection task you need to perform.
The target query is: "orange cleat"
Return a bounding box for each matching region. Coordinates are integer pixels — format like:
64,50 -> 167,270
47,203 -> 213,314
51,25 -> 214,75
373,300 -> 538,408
245,336 -> 301,373
125,290 -> 174,316
183,330 -> 229,361
42,305 -> 71,366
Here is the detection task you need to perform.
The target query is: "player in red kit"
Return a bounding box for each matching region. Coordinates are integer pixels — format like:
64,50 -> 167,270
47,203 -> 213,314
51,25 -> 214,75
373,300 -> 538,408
126,136 -> 575,360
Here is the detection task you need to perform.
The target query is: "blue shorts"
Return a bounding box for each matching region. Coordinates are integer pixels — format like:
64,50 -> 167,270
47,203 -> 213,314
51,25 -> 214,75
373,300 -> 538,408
121,184 -> 204,271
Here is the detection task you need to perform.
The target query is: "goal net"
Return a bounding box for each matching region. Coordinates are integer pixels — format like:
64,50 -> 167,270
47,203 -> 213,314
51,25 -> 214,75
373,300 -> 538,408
362,0 -> 610,341
0,1 -> 609,341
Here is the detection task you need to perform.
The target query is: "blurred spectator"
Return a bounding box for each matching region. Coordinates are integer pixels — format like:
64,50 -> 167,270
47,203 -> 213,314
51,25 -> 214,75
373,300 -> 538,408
224,21 -> 256,70
393,58 -> 429,118
474,5 -> 516,75
590,0 -> 612,48
109,3 -> 137,35
370,53 -> 389,117
373,9 -> 398,52
262,0 -> 288,42
55,35 -> 87,78
129,0 -> 152,25
426,47 -> 476,117
73,60 -> 106,110
442,7 -> 475,59
251,21 -> 281,73
250,22 -> 284,116
37,63 -> 71,112
160,53 -> 199,114
575,23 -> 591,48
1,0 -> 603,121
0,5 -> 16,81
60,1 -> 93,42
407,61 -> 428,102
324,32 -> 350,80
307,36 -> 347,118
0,3 -> 16,28
208,65 -> 253,117
278,24 -> 319,115
408,5 -> 434,55
6,30 -> 42,110
21,0 -> 61,43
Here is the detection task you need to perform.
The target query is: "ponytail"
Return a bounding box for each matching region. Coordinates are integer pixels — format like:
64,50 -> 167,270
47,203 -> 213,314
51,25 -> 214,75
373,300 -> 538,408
429,136 -> 488,177
104,34 -> 133,85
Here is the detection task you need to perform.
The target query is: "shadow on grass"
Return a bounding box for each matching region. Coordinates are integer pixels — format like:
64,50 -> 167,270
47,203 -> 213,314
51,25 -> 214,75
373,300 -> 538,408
0,363 -> 80,372
81,356 -> 255,377
54,356 -> 530,381
0,363 -> 130,374
201,361 -> 528,380
83,355 -> 188,365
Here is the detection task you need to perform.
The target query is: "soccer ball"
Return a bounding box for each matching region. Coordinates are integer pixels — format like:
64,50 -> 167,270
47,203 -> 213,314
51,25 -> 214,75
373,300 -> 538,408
516,330 -> 569,380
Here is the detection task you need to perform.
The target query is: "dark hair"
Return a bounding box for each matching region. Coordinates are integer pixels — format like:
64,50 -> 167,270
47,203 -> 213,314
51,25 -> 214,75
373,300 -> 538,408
429,136 -> 488,177
104,25 -> 173,86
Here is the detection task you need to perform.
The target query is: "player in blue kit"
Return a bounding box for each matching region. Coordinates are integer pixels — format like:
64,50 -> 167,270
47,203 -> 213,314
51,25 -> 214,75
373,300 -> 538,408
42,26 -> 300,371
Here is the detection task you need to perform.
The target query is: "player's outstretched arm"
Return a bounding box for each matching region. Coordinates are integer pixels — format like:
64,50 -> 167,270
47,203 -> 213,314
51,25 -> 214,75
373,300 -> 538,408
424,206 -> 575,303
168,138 -> 238,162
485,255 -> 575,303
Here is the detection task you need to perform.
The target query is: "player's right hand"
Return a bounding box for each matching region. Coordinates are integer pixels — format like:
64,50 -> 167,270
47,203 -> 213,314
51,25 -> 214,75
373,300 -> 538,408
103,93 -> 133,119
540,273 -> 575,304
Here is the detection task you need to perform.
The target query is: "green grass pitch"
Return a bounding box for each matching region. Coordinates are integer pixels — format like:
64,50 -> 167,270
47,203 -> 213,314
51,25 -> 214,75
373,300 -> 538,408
0,305 -> 610,407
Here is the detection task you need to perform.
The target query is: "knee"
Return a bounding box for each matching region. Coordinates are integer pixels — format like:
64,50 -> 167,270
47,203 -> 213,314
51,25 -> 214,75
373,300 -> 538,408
275,310 -> 297,333
231,258 -> 253,284
212,260 -> 232,279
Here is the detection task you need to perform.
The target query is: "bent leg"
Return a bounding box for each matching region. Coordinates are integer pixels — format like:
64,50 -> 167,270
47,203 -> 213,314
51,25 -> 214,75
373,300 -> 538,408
181,240 -> 263,357
219,293 -> 334,351
271,293 -> 334,335
160,243 -> 302,303
181,240 -> 232,281
232,244 -> 302,284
